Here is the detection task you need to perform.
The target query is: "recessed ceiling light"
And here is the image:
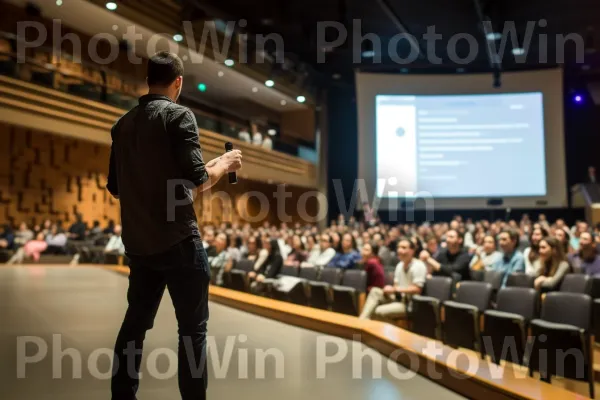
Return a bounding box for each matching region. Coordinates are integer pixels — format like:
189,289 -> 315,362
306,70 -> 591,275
197,83 -> 207,92
224,59 -> 234,67
267,129 -> 276,136
486,32 -> 502,41
456,67 -> 465,73
512,47 -> 525,56
106,2 -> 117,11
280,100 -> 287,106
400,68 -> 409,73
56,0 -> 63,5
252,87 -> 258,93
332,73 -> 341,79
173,34 -> 184,42
218,71 -> 224,77
361,50 -> 375,58
265,80 -> 275,87
296,95 -> 306,103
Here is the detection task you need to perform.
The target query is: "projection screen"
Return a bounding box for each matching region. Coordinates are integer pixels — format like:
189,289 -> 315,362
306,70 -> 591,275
356,68 -> 567,210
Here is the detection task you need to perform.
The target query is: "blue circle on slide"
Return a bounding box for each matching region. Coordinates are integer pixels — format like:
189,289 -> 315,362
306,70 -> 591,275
396,127 -> 405,137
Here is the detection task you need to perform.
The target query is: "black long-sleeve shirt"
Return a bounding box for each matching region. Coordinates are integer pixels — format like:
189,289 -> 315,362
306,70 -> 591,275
107,94 -> 209,256
259,255 -> 284,279
433,247 -> 472,281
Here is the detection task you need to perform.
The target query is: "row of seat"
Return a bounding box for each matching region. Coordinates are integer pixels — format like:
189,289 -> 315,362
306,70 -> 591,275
410,276 -> 597,398
218,261 -> 369,316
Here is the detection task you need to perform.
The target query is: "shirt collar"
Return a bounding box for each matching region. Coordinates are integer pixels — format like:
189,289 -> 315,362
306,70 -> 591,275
139,94 -> 174,104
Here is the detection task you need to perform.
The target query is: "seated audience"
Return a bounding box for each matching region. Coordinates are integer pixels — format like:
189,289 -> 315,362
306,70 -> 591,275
328,233 -> 361,269
262,135 -> 273,150
424,235 -> 439,258
14,222 -> 34,248
569,231 -> 600,276
0,224 -> 15,250
249,239 -> 283,293
241,235 -> 264,262
421,229 -> 472,281
523,226 -> 548,275
103,219 -> 116,235
104,224 -> 125,256
469,234 -> 502,270
89,220 -> 103,237
553,227 -> 571,255
251,125 -> 263,146
359,242 -> 385,293
210,233 -> 232,286
303,233 -> 336,268
534,236 -> 571,291
203,230 -> 217,257
226,235 -> 242,263
492,229 -> 525,286
68,214 -> 87,241
7,232 -> 48,264
238,128 -> 251,143
284,235 -> 307,267
304,234 -> 320,262
359,238 -> 427,320
45,224 -> 67,254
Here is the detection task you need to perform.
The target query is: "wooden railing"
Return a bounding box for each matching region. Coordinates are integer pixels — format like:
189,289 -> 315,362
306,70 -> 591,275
0,74 -> 317,188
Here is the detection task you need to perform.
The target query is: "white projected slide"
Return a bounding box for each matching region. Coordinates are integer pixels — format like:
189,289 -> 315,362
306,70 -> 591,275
376,93 -> 546,198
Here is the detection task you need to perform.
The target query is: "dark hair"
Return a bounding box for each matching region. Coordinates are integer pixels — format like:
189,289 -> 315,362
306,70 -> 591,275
447,229 -> 464,243
398,237 -> 417,251
266,238 -> 281,259
337,233 -> 357,252
528,226 -> 548,263
500,228 -> 520,247
147,51 -> 184,86
248,235 -> 262,249
292,234 -> 305,251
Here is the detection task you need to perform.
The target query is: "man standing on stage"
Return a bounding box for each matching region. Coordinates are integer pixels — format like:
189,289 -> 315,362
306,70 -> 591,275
107,51 -> 242,400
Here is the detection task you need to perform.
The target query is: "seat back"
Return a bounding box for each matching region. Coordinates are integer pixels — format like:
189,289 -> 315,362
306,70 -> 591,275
280,265 -> 299,277
541,292 -> 592,331
320,267 -> 341,285
299,267 -> 318,281
506,273 -> 535,288
496,287 -> 537,319
234,259 -> 255,273
560,273 -> 591,294
423,276 -> 453,301
590,277 -> 600,299
484,270 -> 505,291
455,281 -> 492,311
341,270 -> 367,291
470,269 -> 485,282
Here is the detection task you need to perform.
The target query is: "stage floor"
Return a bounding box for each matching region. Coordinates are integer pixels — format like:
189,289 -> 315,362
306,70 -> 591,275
0,266 -> 465,400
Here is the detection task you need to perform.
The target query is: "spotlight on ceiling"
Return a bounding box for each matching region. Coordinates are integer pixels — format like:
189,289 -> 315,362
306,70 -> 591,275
173,34 -> 183,42
267,129 -> 277,136
217,71 -> 224,77
361,50 -> 375,58
486,32 -> 502,41
197,83 -> 207,92
265,79 -> 275,87
56,0 -> 63,6
252,87 -> 258,93
574,94 -> 584,104
296,95 -> 306,103
512,47 -> 525,56
106,2 -> 117,11
280,100 -> 287,106
224,59 -> 234,67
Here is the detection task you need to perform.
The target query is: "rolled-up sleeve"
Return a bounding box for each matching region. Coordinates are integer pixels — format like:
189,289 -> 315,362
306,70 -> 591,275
168,108 -> 209,187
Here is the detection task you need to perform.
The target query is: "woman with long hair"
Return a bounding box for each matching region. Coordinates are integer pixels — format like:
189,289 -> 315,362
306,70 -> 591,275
523,226 -> 548,275
284,234 -> 307,267
470,234 -> 502,271
328,232 -> 361,269
360,242 -> 385,293
553,227 -> 571,255
249,238 -> 283,293
534,236 -> 572,291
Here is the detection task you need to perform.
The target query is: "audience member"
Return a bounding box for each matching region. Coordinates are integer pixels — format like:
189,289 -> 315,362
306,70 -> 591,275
359,242 -> 385,293
203,230 -> 217,257
284,235 -> 307,267
103,219 -> 116,235
534,236 -> 571,291
493,229 -> 525,286
0,224 -> 15,250
226,235 -> 242,263
251,123 -> 263,146
328,233 -> 361,269
104,224 -> 125,255
359,238 -> 426,320
469,234 -> 502,271
303,233 -> 336,268
7,232 -> 48,264
242,236 -> 264,262
421,229 -> 471,281
210,233 -> 232,286
249,239 -> 283,293
553,227 -> 571,255
45,224 -> 68,254
68,214 -> 87,241
13,222 -> 34,248
569,231 -> 600,276
523,226 -> 548,275
89,220 -> 103,237
262,135 -> 273,150
238,127 -> 251,143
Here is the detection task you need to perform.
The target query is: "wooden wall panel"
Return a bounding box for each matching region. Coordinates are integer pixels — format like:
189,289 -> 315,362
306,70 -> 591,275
0,122 -> 322,228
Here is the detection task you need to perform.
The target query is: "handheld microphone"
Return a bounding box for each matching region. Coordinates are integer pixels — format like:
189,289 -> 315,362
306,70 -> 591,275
224,142 -> 238,184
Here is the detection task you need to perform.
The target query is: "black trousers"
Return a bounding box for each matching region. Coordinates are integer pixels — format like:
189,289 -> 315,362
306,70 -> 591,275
111,236 -> 210,400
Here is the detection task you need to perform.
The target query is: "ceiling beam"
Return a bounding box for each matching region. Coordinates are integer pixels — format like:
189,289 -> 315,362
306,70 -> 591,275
375,0 -> 425,60
472,0 -> 502,73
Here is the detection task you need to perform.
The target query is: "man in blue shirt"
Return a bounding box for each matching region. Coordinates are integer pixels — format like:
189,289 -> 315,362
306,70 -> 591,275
493,228 -> 525,286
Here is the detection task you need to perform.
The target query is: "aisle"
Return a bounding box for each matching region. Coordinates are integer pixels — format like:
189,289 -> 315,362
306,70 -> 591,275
0,266 -> 465,400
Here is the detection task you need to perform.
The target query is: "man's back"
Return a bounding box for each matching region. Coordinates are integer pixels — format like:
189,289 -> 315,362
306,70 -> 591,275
107,94 -> 208,256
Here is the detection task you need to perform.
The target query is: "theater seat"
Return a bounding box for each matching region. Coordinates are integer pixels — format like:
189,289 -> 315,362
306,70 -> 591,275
308,267 -> 341,310
410,276 -> 453,340
228,259 -> 255,291
481,287 -> 537,365
506,273 -> 535,288
331,270 -> 367,316
442,281 -> 492,354
280,265 -> 299,277
528,292 -> 594,399
559,273 -> 591,294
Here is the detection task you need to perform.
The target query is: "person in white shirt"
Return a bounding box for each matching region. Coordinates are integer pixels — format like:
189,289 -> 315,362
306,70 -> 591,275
238,129 -> 251,143
251,123 -> 263,146
523,226 -> 548,275
302,233 -> 336,268
261,135 -> 273,150
359,238 -> 427,320
104,224 -> 125,255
